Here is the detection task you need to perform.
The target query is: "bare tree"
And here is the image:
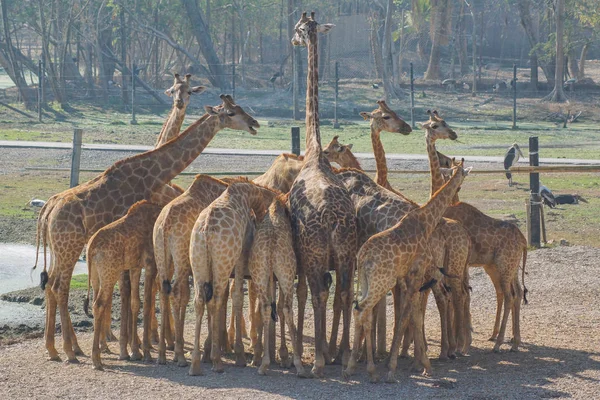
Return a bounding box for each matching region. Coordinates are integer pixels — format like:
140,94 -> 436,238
544,0 -> 567,102
425,0 -> 451,80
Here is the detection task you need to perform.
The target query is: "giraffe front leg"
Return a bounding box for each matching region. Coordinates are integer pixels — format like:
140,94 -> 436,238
129,269 -> 143,361
118,271 -> 131,361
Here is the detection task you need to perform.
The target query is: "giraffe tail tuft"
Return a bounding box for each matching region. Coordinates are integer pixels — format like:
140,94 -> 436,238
522,247 -> 529,305
162,279 -> 172,295
353,299 -> 360,311
323,272 -> 333,290
419,278 -> 437,292
203,282 -> 213,303
40,271 -> 49,291
270,301 -> 278,322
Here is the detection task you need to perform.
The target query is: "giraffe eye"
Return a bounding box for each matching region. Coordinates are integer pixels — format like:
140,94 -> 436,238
383,116 -> 391,120
226,111 -> 235,117
188,91 -> 192,95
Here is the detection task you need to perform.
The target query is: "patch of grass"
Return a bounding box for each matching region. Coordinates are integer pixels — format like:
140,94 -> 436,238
70,274 -> 89,290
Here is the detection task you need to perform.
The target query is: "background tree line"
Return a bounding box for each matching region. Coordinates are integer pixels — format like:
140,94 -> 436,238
0,0 -> 598,111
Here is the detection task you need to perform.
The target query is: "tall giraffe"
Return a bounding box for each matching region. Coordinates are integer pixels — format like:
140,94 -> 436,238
343,162 -> 471,383
32,94 -> 259,363
427,110 -> 528,353
360,102 -> 473,358
324,136 -> 471,361
155,73 -> 206,147
289,12 -> 357,377
188,180 -> 277,375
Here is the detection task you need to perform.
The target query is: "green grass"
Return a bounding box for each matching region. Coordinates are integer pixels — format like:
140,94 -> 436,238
70,274 -> 89,290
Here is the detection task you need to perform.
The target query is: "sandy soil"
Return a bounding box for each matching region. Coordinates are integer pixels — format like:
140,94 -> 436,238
1,245 -> 599,399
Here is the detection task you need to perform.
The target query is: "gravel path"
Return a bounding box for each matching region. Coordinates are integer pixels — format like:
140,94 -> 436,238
1,246 -> 599,399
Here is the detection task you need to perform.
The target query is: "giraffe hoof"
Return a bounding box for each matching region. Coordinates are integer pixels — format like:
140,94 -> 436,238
448,353 -> 457,360
438,354 -> 449,362
166,344 -> 175,351
48,354 -> 62,362
65,357 -> 80,364
369,373 -> 380,384
258,367 -> 267,376
74,348 -> 85,357
177,359 -> 188,368
385,372 -> 397,384
510,346 -> 520,352
311,366 -> 325,379
488,336 -> 497,342
92,364 -> 104,371
297,369 -> 312,379
130,352 -> 142,361
493,347 -> 501,354
119,354 -> 131,361
188,365 -> 203,376
342,370 -> 352,381
143,351 -> 153,363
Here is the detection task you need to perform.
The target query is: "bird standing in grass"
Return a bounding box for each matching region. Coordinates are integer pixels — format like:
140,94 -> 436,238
504,143 -> 525,187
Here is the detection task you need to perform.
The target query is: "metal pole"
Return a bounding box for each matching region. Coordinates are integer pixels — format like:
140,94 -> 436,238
130,64 -> 137,125
291,126 -> 300,156
410,62 -> 415,129
38,60 -> 42,122
528,136 -> 541,248
333,61 -> 340,129
70,129 -> 83,188
512,64 -> 517,129
232,64 -> 236,99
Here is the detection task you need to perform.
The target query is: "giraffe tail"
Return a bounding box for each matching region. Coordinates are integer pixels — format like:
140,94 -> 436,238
521,247 -> 529,305
83,246 -> 93,318
32,201 -> 51,290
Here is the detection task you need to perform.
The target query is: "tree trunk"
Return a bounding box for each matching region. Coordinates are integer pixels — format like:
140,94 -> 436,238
425,0 -> 450,81
119,8 -> 129,108
458,0 -> 468,76
544,0 -> 567,102
567,47 -> 579,80
577,42 -> 590,80
517,0 -> 554,85
381,0 -> 395,100
529,53 -> 539,91
181,0 -> 227,89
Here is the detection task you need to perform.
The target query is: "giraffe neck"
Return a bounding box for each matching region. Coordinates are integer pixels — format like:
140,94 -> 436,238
304,30 -> 322,162
229,183 -> 276,221
371,127 -> 390,188
425,133 -> 446,198
338,153 -> 362,170
418,169 -> 464,236
108,114 -> 220,191
155,106 -> 187,147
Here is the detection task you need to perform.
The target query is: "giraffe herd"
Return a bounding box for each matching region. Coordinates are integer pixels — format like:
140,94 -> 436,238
32,12 -> 528,383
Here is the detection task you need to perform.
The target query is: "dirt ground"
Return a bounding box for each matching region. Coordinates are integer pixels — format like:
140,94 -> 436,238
1,245 -> 599,399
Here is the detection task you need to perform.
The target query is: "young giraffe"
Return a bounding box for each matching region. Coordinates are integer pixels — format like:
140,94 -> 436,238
428,110 -> 528,353
343,162 -> 471,383
289,12 -> 358,377
153,175 -> 230,366
324,136 -> 471,361
188,180 -> 277,375
155,73 -> 206,147
84,200 -> 163,371
247,195 -> 308,377
32,94 -> 259,363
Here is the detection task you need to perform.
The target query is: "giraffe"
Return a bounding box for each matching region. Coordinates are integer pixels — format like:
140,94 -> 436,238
153,175 -> 230,366
188,180 -> 277,375
324,135 -> 472,361
155,73 -> 206,147
247,195 -> 308,377
427,109 -> 529,353
32,94 -> 259,363
83,200 -> 163,370
343,161 -> 471,383
289,12 -> 357,377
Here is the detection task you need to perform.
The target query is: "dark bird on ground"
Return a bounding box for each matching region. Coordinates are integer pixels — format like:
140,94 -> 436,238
504,143 -> 525,187
555,194 -> 588,205
539,185 -> 556,208
372,83 -> 379,89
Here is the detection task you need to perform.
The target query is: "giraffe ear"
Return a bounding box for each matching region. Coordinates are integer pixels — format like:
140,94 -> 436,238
317,23 -> 335,34
204,105 -> 219,115
420,121 -> 430,129
164,87 -> 174,97
464,166 -> 473,175
359,112 -> 371,120
346,143 -> 353,150
191,86 -> 206,94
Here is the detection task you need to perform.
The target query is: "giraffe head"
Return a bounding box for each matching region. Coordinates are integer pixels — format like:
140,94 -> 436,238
441,158 -> 471,184
422,109 -> 457,141
291,11 -> 334,47
205,94 -> 260,135
323,135 -> 354,166
359,100 -> 412,135
165,73 -> 206,110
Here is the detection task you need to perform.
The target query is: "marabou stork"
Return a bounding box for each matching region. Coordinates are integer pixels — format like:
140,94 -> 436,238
504,143 -> 525,187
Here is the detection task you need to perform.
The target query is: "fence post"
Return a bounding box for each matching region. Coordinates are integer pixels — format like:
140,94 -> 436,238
70,129 -> 83,188
512,64 -> 517,130
291,126 -> 300,156
410,62 -> 415,129
130,64 -> 137,125
528,136 -> 541,248
38,60 -> 42,122
333,61 -> 340,129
